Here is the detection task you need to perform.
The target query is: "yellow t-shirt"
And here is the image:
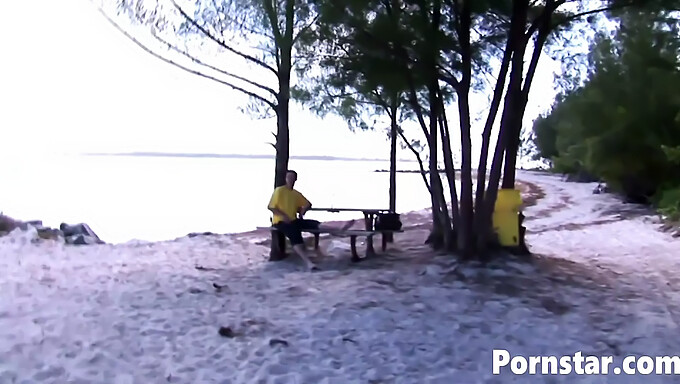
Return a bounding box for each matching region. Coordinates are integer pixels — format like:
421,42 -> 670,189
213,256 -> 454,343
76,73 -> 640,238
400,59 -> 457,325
268,186 -> 310,224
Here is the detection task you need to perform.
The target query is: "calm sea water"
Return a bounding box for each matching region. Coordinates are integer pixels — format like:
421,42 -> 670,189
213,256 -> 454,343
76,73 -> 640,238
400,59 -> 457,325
0,154 -> 437,243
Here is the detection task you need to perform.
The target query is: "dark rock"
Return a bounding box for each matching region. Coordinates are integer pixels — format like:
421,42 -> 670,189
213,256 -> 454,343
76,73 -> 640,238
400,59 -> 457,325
269,339 -> 289,347
37,228 -> 63,241
194,265 -> 220,271
187,232 -> 217,238
0,214 -> 21,232
60,223 -> 104,245
218,326 -> 236,338
540,298 -> 571,315
66,235 -> 99,246
61,223 -> 98,238
593,183 -> 611,194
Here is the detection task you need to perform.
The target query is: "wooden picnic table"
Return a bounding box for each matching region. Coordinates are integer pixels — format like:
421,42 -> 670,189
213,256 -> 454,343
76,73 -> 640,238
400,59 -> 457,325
309,207 -> 393,231
265,207 -> 401,262
260,226 -> 402,262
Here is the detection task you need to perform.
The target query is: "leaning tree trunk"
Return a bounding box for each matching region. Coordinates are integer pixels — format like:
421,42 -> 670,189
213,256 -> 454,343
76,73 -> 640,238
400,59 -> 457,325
405,64 -> 444,249
502,7 -> 553,189
438,91 -> 460,251
397,129 -> 431,194
426,117 -> 446,249
426,82 -> 453,250
501,102 -> 526,189
475,37 -> 514,220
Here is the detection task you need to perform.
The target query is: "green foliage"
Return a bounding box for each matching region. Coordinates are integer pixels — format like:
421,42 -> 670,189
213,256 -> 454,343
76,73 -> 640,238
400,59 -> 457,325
657,187 -> 680,220
662,145 -> 680,163
532,7 -> 680,206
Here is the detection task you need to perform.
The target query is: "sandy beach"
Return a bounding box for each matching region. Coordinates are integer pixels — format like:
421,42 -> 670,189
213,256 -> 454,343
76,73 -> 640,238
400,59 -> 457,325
1,170 -> 679,383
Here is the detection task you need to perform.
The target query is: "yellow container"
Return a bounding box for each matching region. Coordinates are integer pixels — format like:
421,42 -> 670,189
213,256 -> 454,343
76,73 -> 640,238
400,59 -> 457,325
492,189 -> 522,246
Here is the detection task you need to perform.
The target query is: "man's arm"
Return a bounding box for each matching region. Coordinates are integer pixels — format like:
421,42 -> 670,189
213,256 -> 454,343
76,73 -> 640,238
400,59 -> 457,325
298,202 -> 312,217
297,193 -> 312,217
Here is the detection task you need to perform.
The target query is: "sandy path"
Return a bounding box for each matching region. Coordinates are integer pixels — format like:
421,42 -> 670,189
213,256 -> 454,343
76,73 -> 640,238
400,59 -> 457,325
0,172 -> 679,383
521,171 -> 680,324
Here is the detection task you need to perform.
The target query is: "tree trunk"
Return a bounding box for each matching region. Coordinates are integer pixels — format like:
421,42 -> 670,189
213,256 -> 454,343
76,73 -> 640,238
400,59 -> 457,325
457,92 -> 474,256
502,8 -> 553,189
474,37 -> 514,220
274,102 -> 290,188
438,91 -> 460,250
269,102 -> 290,261
269,40 -> 292,261
427,101 -> 447,249
404,93 -> 443,247
454,0 -> 474,257
389,104 -> 398,213
501,105 -> 524,189
386,103 -> 398,243
397,129 -> 431,194
424,81 -> 452,249
477,0 -> 529,251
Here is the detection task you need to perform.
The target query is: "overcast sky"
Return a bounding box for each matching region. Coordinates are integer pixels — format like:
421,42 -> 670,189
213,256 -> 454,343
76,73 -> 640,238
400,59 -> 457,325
0,0 -> 562,164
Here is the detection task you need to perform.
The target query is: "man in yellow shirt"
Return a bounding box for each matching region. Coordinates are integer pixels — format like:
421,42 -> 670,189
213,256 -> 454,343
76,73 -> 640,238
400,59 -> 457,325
268,170 -> 319,271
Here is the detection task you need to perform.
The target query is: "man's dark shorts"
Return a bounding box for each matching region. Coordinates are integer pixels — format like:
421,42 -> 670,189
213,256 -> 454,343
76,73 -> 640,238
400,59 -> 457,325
274,219 -> 320,246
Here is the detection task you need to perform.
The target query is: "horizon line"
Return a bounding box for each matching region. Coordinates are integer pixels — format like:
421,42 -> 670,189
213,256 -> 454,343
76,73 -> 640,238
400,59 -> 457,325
82,151 -> 418,162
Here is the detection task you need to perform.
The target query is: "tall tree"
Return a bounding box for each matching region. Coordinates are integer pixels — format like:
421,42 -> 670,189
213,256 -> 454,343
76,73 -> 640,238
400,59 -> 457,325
308,0 -> 654,258
293,26 -> 415,213
532,6 -> 680,206
96,0 -> 318,258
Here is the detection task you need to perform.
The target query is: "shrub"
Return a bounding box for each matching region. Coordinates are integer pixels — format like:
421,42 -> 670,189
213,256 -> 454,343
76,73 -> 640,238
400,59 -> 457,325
656,187 -> 680,221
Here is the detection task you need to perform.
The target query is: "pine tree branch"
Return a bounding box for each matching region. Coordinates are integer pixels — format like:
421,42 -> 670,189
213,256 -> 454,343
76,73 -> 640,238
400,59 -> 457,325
170,0 -> 279,76
97,6 -> 277,110
150,31 -> 278,97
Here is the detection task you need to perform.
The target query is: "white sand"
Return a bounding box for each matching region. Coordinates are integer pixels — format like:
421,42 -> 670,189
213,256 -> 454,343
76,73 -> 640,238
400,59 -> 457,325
1,171 -> 679,383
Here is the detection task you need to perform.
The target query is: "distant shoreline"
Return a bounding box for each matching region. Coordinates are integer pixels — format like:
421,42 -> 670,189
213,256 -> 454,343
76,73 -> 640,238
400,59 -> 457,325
374,169 -> 446,173
83,152 -> 417,163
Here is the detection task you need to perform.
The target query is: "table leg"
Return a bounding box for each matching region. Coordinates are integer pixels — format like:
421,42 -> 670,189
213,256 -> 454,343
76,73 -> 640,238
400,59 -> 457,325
350,235 -> 361,262
364,212 -> 375,231
313,233 -> 320,250
366,235 -> 376,257
382,233 -> 388,251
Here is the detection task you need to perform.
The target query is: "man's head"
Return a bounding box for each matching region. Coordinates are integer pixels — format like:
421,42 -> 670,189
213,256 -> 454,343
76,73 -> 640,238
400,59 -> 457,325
285,170 -> 297,188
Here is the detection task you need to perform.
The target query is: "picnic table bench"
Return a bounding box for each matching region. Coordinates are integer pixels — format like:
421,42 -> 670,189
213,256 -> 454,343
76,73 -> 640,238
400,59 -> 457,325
262,207 -> 403,262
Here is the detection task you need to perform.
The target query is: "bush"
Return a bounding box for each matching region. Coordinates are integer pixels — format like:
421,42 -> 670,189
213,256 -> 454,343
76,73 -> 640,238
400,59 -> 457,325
656,187 -> 680,221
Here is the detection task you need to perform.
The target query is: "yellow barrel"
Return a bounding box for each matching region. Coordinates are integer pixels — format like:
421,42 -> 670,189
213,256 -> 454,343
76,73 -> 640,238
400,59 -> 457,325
492,189 -> 522,246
